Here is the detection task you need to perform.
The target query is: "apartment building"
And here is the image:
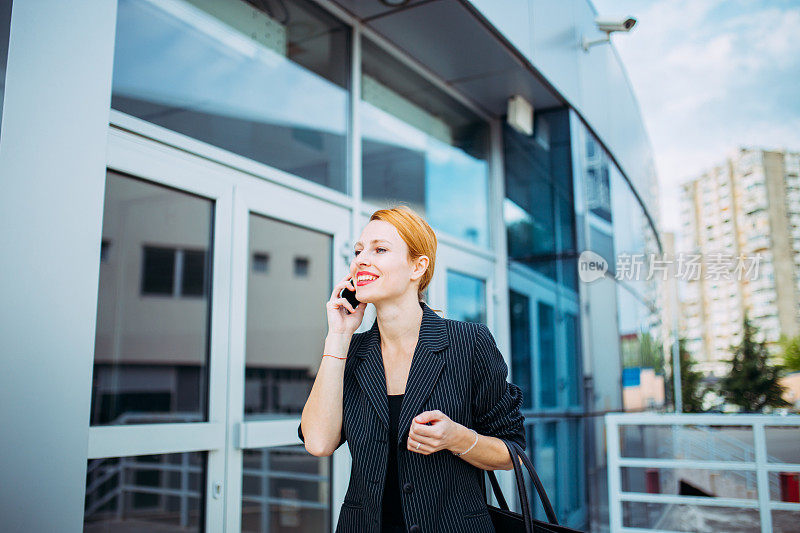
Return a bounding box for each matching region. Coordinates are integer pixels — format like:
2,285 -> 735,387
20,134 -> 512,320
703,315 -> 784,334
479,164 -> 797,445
678,147 -> 800,375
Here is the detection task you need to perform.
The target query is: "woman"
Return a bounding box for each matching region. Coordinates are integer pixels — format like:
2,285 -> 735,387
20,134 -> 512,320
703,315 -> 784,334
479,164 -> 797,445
299,206 -> 526,533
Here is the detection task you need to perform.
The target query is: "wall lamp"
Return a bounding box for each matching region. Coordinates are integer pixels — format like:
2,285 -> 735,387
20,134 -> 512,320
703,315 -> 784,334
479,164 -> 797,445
582,16 -> 637,52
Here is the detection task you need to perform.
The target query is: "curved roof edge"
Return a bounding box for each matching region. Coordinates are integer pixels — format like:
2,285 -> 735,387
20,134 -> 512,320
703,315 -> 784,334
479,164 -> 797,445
467,0 -> 661,234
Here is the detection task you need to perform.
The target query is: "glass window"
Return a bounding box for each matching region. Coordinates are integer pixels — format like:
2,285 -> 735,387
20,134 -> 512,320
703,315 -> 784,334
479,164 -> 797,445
504,109 -> 575,272
535,422 -> 559,521
244,214 -> 331,418
142,246 -> 176,295
241,445 -> 330,532
91,171 -> 214,426
565,312 -> 581,407
84,452 -> 206,531
537,302 -> 556,408
360,39 -> 490,247
446,270 -> 486,324
0,0 -> 11,137
112,0 -> 350,192
509,290 -> 532,410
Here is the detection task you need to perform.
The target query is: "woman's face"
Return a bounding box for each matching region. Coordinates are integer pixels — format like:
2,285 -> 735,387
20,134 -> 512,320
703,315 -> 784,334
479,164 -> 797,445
350,220 -> 427,305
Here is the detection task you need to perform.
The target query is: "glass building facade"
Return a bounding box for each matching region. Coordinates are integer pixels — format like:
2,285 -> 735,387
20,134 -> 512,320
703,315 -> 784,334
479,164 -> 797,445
0,1 -> 663,531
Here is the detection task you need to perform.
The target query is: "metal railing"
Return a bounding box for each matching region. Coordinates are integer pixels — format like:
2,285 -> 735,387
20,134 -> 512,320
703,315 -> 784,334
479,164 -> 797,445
606,413 -> 800,532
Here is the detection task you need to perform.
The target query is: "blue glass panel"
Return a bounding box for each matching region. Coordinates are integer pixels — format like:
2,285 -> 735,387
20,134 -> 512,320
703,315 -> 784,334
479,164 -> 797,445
537,302 -> 556,408
509,290 -> 532,409
361,40 -> 490,247
112,0 -> 349,192
446,270 -> 486,324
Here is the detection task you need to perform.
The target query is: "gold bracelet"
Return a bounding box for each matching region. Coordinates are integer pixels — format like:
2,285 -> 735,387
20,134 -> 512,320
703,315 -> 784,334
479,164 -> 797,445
322,354 -> 347,360
452,428 -> 478,457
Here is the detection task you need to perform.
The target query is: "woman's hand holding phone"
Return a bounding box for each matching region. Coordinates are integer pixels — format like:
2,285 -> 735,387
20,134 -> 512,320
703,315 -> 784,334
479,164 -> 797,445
326,273 -> 366,336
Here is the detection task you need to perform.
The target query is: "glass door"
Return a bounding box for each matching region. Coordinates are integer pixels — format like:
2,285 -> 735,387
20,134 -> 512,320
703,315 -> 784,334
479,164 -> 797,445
86,128 -> 235,531
225,179 -> 351,532
507,265 -> 585,526
437,243 -> 494,327
87,126 -> 353,532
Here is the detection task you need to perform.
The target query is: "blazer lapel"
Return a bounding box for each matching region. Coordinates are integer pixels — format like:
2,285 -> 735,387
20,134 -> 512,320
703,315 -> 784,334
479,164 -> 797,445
354,320 -> 389,429
354,301 -> 449,440
396,302 -> 448,445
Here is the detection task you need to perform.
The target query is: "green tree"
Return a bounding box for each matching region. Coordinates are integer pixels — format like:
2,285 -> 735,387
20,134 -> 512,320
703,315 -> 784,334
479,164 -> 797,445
779,333 -> 800,373
718,315 -> 790,412
665,337 -> 707,413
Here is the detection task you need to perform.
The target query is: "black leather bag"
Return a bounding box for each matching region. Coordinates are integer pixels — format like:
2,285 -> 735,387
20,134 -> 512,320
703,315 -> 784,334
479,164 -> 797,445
485,439 -> 585,533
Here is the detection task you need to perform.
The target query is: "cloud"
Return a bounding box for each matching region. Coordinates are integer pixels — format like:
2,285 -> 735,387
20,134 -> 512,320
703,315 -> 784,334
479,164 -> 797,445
593,0 -> 800,232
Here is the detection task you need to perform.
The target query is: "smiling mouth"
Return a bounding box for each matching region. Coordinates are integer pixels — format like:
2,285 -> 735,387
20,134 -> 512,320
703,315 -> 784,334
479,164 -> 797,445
356,276 -> 378,287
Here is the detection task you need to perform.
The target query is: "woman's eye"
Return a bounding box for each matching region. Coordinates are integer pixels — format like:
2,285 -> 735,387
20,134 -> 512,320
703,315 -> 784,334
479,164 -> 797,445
377,248 -> 386,253
353,250 -> 360,256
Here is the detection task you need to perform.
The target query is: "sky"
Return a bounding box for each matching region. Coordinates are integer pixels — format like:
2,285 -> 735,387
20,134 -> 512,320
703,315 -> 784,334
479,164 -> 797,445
591,0 -> 800,233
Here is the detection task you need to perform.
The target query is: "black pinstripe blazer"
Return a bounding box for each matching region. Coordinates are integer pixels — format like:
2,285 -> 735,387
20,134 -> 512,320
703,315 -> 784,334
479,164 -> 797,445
300,300 -> 526,533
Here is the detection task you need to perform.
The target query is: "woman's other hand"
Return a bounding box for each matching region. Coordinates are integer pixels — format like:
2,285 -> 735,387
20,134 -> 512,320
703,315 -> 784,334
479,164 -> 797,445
326,273 -> 367,336
407,410 -> 473,455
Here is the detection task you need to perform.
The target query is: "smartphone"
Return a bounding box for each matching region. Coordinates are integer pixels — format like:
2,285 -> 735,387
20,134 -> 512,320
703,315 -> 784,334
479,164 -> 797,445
339,283 -> 361,313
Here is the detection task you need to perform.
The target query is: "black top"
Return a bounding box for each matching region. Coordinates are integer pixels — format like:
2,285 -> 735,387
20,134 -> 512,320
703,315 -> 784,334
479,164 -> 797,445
382,393 -> 406,532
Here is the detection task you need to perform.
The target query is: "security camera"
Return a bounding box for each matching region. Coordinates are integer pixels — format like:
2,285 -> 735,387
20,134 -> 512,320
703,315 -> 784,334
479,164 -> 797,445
582,16 -> 637,51
595,17 -> 637,34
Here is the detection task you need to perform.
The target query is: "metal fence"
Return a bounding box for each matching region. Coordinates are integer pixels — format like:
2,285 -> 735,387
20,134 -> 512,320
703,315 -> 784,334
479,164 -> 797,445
606,413 -> 800,532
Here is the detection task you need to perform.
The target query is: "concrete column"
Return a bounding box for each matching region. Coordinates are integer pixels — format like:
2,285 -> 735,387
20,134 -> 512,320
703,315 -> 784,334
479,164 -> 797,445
0,1 -> 117,530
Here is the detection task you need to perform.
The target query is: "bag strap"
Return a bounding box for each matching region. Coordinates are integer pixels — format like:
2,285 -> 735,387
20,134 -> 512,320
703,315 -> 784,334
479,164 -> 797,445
486,440 -> 532,533
509,441 -> 560,525
486,467 -> 509,510
485,439 -> 560,527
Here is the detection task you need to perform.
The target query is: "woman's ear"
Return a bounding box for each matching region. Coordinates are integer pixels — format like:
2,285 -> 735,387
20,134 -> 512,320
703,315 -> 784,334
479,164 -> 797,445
411,255 -> 429,281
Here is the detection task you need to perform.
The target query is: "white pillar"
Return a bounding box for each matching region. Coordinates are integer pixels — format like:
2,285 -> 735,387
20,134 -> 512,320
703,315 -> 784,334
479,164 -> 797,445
0,1 -> 117,531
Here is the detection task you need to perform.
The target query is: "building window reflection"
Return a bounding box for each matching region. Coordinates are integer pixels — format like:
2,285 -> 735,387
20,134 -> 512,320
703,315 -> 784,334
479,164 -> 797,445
84,452 -> 206,531
140,246 -> 208,297
111,0 -> 350,192
241,445 -> 330,532
244,214 -> 330,418
91,171 -> 213,426
446,270 -> 486,324
360,39 -> 490,248
504,110 -> 577,290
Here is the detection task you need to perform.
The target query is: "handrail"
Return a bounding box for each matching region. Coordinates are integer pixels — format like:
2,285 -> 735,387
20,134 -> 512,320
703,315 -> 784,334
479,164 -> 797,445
606,413 -> 800,532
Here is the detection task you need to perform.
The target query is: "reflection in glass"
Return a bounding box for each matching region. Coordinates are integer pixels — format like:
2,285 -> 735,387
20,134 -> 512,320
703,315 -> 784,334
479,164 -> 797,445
504,110 -> 575,265
112,0 -> 349,191
509,290 -> 532,409
622,466 -> 757,500
773,510 -> 800,533
565,420 -> 582,517
770,471 -> 800,502
445,270 -> 486,324
360,39 -> 489,247
84,452 -> 206,532
565,313 -> 581,407
244,214 -> 331,419
623,501 -> 759,532
536,422 -> 559,521
765,426 -> 800,464
0,0 -> 10,137
241,445 -> 330,532
91,171 -> 213,426
538,302 -> 556,408
619,425 -> 755,461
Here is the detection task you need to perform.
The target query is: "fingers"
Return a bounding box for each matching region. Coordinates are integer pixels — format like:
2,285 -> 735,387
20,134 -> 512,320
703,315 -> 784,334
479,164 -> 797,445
414,410 -> 444,425
334,297 -> 356,314
329,273 -> 356,301
409,420 -> 439,439
407,436 -> 433,455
